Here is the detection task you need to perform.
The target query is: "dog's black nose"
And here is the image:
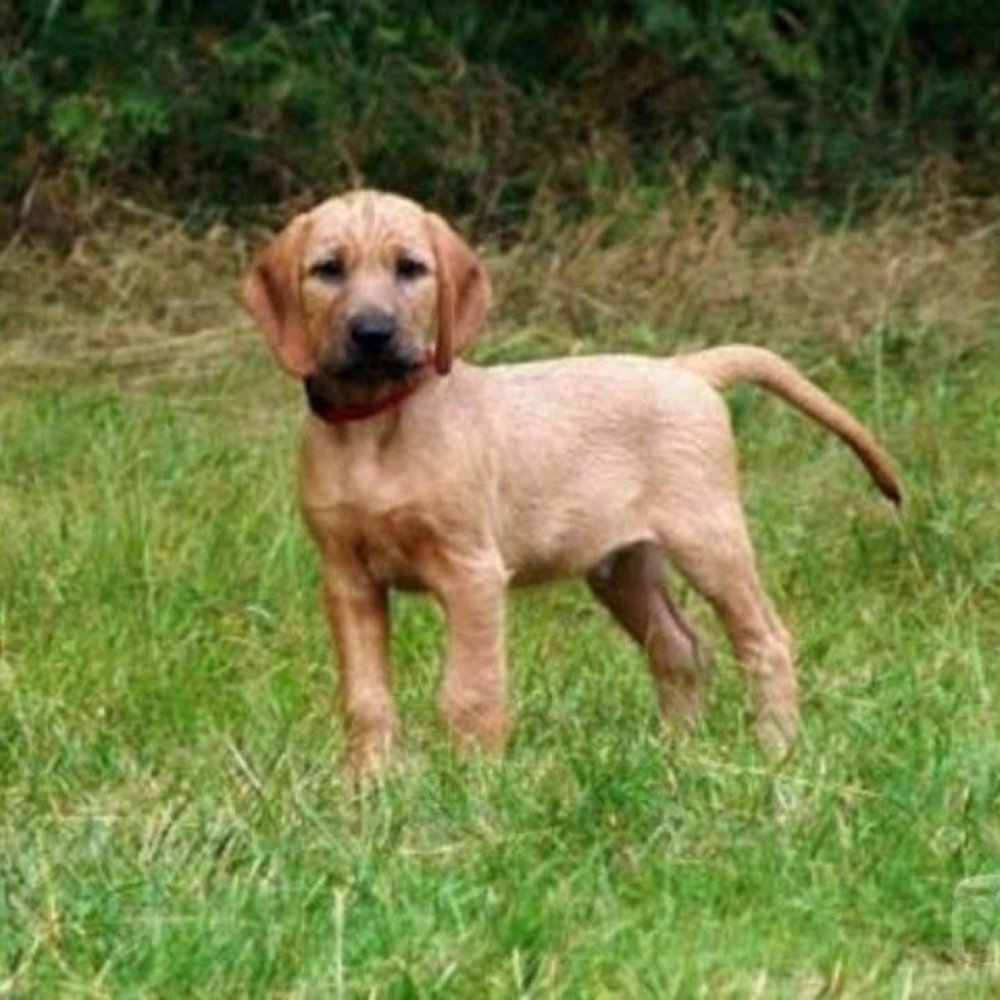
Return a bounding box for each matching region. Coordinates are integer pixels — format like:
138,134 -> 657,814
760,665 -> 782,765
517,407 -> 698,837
348,311 -> 396,355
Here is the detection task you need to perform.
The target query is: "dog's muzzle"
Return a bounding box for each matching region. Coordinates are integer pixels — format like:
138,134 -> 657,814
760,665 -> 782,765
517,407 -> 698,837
328,315 -> 426,384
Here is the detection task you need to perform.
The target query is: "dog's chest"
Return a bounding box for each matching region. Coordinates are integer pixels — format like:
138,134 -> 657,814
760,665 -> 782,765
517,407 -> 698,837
354,503 -> 440,589
302,448 -> 447,590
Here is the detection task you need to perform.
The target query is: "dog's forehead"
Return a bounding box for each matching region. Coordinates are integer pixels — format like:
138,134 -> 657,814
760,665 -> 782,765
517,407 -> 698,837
305,191 -> 429,253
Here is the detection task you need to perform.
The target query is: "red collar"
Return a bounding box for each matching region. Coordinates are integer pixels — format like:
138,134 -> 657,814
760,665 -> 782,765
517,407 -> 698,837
304,363 -> 433,426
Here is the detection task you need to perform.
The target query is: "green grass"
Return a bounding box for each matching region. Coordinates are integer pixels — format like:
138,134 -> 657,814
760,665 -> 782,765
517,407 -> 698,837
1,331 -> 997,996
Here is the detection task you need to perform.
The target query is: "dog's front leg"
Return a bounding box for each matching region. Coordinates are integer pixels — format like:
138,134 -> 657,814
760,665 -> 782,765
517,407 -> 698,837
322,576 -> 396,778
436,568 -> 510,754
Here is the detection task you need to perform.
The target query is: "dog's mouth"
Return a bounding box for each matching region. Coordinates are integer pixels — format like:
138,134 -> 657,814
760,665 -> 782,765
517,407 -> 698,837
304,349 -> 431,422
306,340 -> 429,414
325,344 -> 426,385
337,355 -> 423,384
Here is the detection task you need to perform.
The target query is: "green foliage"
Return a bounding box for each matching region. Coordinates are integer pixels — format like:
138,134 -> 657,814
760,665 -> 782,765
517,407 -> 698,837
2,1 -> 999,224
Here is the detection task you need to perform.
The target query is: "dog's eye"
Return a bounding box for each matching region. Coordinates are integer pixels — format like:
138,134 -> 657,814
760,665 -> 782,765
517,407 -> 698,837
395,255 -> 428,281
310,257 -> 346,283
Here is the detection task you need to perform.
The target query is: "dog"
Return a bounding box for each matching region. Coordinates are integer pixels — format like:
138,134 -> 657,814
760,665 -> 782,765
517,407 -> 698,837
242,190 -> 901,777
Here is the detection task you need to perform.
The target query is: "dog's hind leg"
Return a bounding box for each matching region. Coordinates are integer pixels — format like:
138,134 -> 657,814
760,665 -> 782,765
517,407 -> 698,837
587,541 -> 709,726
657,506 -> 799,756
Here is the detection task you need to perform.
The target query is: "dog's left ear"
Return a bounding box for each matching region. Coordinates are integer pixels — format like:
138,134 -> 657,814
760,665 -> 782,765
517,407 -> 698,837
425,212 -> 491,375
242,213 -> 316,377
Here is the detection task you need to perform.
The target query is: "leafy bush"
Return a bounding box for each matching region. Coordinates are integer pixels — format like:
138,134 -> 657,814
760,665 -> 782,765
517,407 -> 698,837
2,0 -> 998,230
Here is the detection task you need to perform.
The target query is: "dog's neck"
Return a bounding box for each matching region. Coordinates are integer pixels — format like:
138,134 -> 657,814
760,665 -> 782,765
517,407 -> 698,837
303,364 -> 434,426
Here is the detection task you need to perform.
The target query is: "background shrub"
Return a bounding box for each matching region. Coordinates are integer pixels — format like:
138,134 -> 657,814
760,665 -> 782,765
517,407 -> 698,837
2,0 -> 998,232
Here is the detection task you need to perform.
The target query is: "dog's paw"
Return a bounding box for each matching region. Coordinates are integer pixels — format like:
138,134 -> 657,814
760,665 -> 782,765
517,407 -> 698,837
753,709 -> 799,761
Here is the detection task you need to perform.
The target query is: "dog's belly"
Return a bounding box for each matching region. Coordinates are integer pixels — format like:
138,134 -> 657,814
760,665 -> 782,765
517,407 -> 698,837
503,505 -> 655,584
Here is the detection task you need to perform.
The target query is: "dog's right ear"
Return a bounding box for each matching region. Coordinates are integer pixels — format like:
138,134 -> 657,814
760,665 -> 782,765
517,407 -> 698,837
241,213 -> 316,377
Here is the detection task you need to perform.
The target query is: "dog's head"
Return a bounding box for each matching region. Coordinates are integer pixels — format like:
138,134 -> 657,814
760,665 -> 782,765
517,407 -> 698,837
242,190 -> 491,383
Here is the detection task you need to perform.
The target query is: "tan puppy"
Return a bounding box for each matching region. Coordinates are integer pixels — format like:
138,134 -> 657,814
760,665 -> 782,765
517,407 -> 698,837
243,190 -> 901,777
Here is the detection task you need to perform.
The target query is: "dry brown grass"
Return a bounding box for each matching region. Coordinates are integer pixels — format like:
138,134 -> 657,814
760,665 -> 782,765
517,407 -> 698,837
490,188 -> 1000,359
0,199 -> 253,383
2,190 -> 997,384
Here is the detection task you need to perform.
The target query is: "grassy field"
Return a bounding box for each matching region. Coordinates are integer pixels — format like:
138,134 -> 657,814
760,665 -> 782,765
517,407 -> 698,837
1,203 -> 998,995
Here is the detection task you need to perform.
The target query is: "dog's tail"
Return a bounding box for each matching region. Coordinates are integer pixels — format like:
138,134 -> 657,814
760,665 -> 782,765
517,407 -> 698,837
676,345 -> 902,505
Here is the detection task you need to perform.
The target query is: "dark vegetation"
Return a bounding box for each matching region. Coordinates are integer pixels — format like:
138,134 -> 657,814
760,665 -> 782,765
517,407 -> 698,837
3,0 -> 999,234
